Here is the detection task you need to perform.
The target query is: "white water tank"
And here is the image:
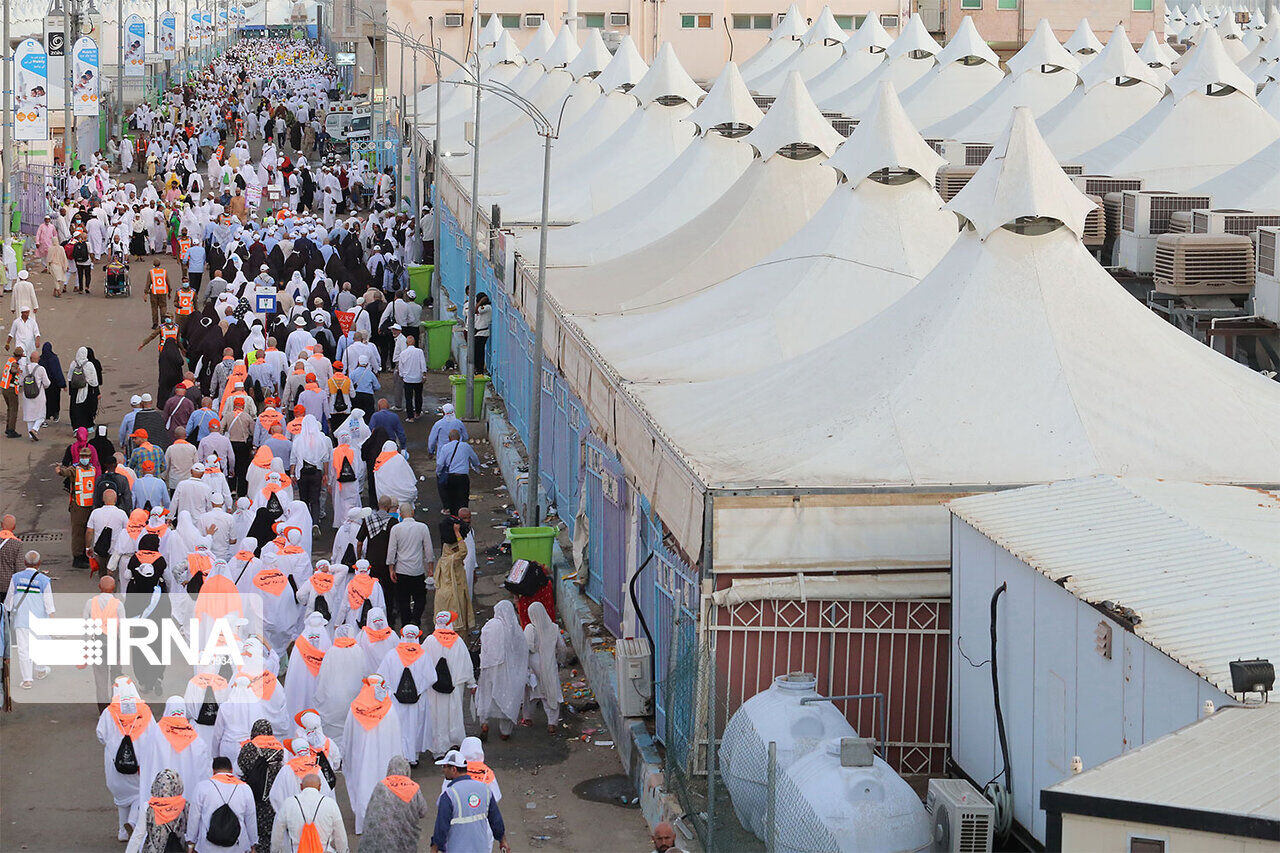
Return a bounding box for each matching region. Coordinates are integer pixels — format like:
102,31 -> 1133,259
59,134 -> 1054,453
778,738 -> 932,853
719,672 -> 858,839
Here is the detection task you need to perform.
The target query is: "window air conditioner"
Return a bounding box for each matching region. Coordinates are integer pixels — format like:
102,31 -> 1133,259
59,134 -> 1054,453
443,12 -> 464,27
1153,233 -> 1255,296
1190,209 -> 1280,236
1253,227 -> 1279,324
523,13 -> 543,27
926,779 -> 994,853
608,11 -> 629,26
1116,190 -> 1213,275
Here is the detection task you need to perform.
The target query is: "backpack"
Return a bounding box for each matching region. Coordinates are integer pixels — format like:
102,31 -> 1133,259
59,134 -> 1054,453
205,788 -> 242,847
337,457 -> 355,483
163,828 -> 186,853
356,597 -> 372,629
114,735 -> 140,774
313,595 -> 331,621
196,685 -> 219,725
73,241 -> 90,263
432,657 -> 454,695
22,373 -> 40,399
68,364 -> 87,391
315,749 -> 337,789
295,797 -> 326,853
394,667 -> 419,705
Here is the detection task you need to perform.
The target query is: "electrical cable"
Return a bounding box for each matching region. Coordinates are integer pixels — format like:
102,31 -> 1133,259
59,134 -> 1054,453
984,582 -> 1013,838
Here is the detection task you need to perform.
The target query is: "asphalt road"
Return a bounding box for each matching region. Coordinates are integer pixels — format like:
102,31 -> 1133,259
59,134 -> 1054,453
0,240 -> 651,851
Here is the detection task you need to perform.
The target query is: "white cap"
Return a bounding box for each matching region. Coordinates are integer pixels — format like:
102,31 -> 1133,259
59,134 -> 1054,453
130,395 -> 142,405
435,749 -> 468,768
141,393 -> 153,402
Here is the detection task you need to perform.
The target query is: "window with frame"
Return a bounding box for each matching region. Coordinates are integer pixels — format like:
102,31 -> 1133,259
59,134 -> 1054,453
855,14 -> 867,26
681,13 -> 713,28
731,13 -> 773,28
834,14 -> 855,28
499,13 -> 521,27
961,0 -> 982,8
1130,840 -> 1165,853
582,12 -> 605,27
997,0 -> 1017,9
1132,0 -> 1153,9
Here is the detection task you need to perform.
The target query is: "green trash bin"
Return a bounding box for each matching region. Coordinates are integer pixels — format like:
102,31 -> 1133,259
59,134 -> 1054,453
11,237 -> 24,273
422,320 -> 456,370
408,264 -> 433,301
449,373 -> 489,420
506,526 -> 557,570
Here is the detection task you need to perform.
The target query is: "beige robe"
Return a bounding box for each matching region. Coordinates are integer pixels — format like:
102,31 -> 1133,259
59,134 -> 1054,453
433,540 -> 472,635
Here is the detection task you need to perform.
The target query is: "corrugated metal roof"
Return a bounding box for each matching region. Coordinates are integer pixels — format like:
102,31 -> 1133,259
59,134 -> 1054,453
949,476 -> 1280,696
1045,703 -> 1280,819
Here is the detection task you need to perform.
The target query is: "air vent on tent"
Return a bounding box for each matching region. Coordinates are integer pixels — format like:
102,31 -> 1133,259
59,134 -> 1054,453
1084,196 -> 1106,249
711,122 -> 754,139
1117,191 -> 1214,275
1168,211 -> 1194,233
1153,233 -> 1255,295
777,142 -> 824,160
1191,209 -> 1280,236
1072,175 -> 1143,196
831,118 -> 858,137
936,141 -> 993,166
655,95 -> 688,106
935,165 -> 978,201
1254,227 -> 1279,324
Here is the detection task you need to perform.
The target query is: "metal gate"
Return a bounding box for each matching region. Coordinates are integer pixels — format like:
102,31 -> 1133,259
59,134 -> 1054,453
709,594 -> 951,778
13,165 -> 65,234
641,501 -> 700,746
554,391 -> 586,536
583,435 -> 627,635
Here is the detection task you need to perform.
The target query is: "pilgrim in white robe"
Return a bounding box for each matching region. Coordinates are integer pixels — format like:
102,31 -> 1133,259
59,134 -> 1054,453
341,678 -> 402,834
421,613 -> 475,757
376,627 -> 432,761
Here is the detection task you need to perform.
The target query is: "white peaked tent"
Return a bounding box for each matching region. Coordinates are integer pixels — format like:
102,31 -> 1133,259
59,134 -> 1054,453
417,32 -> 524,130
537,24 -> 583,69
1215,10 -> 1252,59
473,38 -> 649,194
805,15 -> 894,105
627,108 -> 1280,495
575,82 -> 957,383
1064,19 -> 1105,64
747,7 -> 850,96
566,27 -> 615,78
1138,30 -> 1180,82
544,72 -> 841,316
1251,56 -> 1280,83
531,63 -> 764,266
520,20 -> 557,63
1039,24 -> 1165,161
487,43 -> 705,224
899,16 -> 1005,129
738,3 -> 807,81
927,19 -> 1081,142
1240,16 -> 1280,69
823,14 -> 942,115
1263,78 -> 1280,118
1080,29 -> 1280,190
477,14 -> 503,48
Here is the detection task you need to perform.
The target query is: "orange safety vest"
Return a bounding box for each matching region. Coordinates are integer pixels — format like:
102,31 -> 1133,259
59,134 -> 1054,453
214,144 -> 225,162
178,236 -> 192,261
90,595 -> 122,633
176,290 -> 195,316
149,268 -> 169,295
72,467 -> 97,507
159,326 -> 179,350
0,358 -> 17,390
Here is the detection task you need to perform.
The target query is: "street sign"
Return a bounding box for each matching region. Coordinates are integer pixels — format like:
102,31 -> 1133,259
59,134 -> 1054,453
254,286 -> 277,314
335,51 -> 355,66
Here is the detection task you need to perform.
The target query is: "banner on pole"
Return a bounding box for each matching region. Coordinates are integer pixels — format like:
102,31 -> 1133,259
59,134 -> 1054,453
14,38 -> 49,141
124,15 -> 146,77
73,36 -> 100,117
202,11 -> 213,46
190,10 -> 202,47
160,12 -> 177,59
219,8 -> 228,32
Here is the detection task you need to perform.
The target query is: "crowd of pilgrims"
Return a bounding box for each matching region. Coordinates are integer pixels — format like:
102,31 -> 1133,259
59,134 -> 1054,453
15,39 -> 565,853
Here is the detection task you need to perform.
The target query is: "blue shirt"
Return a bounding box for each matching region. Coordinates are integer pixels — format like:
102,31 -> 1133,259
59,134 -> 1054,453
431,777 -> 505,850
185,407 -> 217,442
132,474 -> 170,511
350,366 -> 380,395
6,568 -> 53,628
119,409 -> 140,448
185,243 -> 207,273
436,440 -> 481,475
369,409 -> 406,448
428,416 -> 468,454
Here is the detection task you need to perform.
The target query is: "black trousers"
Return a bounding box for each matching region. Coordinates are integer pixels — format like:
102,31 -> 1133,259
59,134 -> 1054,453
394,573 -> 428,629
189,271 -> 203,291
297,467 -> 324,523
404,381 -> 423,420
438,473 -> 470,514
354,392 -> 375,415
231,440 -> 252,496
473,335 -> 488,374
76,264 -> 92,290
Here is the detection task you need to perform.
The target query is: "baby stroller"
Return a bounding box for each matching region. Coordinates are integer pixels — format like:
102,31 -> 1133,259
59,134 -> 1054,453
104,260 -> 130,297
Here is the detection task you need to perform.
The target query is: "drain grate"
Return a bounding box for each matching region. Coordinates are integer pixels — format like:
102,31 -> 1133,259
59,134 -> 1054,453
22,531 -> 65,542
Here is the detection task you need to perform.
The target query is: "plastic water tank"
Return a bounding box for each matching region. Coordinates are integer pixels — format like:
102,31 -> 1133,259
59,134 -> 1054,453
777,738 -> 931,853
719,672 -> 858,840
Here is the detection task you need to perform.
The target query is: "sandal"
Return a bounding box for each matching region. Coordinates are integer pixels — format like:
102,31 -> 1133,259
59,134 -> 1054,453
479,724 -> 489,742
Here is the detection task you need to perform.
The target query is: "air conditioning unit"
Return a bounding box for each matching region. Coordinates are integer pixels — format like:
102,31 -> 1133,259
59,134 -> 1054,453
1060,163 -> 1084,176
1168,210 -> 1194,233
615,637 -> 653,717
1251,227 -> 1279,323
1084,195 -> 1106,249
608,11 -> 629,26
1116,190 -> 1213,274
1190,208 -> 1280,236
935,165 -> 978,201
1071,174 -> 1143,197
1103,191 -> 1126,265
1153,233 -> 1255,296
443,12 -> 464,27
523,12 -> 544,27
927,778 -> 994,853
936,141 -> 992,166
831,118 -> 857,137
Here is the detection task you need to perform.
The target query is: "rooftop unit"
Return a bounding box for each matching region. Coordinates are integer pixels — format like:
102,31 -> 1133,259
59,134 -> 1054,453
1071,175 -> 1142,197
1253,227 -> 1279,324
1116,190 -> 1214,275
1083,195 -> 1105,249
1153,233 -> 1255,296
935,165 -> 977,202
1190,208 -> 1280,236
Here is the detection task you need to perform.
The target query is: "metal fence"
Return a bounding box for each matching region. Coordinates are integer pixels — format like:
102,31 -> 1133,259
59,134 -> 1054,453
12,165 -> 66,234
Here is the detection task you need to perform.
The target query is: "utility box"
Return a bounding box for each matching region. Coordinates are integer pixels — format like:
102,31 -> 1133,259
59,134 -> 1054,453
615,637 -> 653,717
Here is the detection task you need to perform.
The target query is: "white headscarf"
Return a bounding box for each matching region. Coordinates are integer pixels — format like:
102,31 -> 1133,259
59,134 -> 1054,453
333,408 -> 370,448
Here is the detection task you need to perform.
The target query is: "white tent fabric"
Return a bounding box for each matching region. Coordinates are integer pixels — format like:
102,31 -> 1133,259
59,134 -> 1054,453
520,21 -> 556,63
747,6 -> 850,96
899,16 -> 1005,129
1039,24 -> 1166,161
532,64 -> 763,267
1263,79 -> 1280,119
573,83 -> 956,383
1215,10 -> 1252,60
626,108 -> 1280,490
738,2 -> 806,81
544,72 -> 840,315
1079,29 -> 1280,190
477,14 -> 502,48
1138,30 -> 1180,83
1194,136 -> 1280,204
822,14 -> 941,115
443,68 -> 578,177
566,28 -> 614,78
927,19 -> 1081,142
536,25 -> 582,70
1239,16 -> 1280,69
1064,19 -> 1105,62
805,16 -> 893,105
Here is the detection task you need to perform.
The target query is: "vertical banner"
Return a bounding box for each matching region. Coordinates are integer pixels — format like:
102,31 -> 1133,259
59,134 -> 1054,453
202,11 -> 213,46
219,8 -> 228,33
124,14 -> 147,76
14,38 -> 49,141
73,36 -> 100,117
161,12 -> 177,59
190,10 -> 202,47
